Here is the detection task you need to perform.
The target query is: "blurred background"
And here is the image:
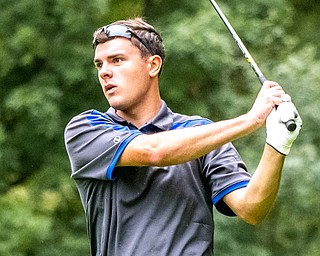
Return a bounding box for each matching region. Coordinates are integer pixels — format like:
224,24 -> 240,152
0,0 -> 319,255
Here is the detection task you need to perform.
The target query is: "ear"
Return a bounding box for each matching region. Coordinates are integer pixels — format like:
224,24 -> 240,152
148,55 -> 162,78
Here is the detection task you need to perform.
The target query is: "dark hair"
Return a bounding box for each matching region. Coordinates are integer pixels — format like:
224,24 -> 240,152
93,17 -> 165,63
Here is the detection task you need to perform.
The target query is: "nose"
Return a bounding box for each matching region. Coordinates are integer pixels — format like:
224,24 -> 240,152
99,63 -> 113,79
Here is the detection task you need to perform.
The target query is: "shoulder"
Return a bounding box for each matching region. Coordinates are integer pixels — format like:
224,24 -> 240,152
64,109 -> 115,139
65,109 -> 114,129
170,111 -> 213,130
67,109 -> 112,124
153,101 -> 213,131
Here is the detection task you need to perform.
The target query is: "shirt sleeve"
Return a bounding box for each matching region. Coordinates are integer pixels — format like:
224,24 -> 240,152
202,142 -> 251,216
64,110 -> 142,180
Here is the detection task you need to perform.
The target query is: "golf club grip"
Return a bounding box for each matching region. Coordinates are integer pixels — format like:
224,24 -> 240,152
284,119 -> 297,132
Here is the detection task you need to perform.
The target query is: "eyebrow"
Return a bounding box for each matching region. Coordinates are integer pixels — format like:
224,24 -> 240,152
93,58 -> 101,64
93,52 -> 127,64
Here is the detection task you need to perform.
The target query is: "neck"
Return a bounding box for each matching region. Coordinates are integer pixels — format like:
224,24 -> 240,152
115,76 -> 162,128
117,99 -> 162,128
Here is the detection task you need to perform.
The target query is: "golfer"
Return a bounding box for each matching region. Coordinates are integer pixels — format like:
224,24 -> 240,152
64,17 -> 302,255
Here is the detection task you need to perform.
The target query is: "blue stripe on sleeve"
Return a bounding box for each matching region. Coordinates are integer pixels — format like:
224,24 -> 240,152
213,181 -> 249,216
86,110 -> 142,180
87,110 -> 109,126
213,181 -> 249,205
171,118 -> 212,130
106,133 -> 142,180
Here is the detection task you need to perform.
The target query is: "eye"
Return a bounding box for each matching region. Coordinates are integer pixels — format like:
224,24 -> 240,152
113,57 -> 123,64
94,62 -> 102,69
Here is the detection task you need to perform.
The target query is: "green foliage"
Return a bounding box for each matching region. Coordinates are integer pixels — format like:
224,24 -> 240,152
159,4 -> 253,119
0,0 -> 319,255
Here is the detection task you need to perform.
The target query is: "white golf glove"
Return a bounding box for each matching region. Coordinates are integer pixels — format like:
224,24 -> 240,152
266,95 -> 302,155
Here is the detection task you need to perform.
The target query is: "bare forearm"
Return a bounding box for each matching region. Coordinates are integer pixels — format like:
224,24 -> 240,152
225,144 -> 285,224
119,81 -> 286,167
248,145 -> 285,200
118,113 -> 260,166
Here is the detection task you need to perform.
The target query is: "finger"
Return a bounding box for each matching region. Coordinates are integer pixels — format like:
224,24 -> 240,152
278,102 -> 297,122
269,87 -> 286,103
281,94 -> 292,102
265,89 -> 286,106
261,84 -> 284,96
272,96 -> 283,106
262,80 -> 281,89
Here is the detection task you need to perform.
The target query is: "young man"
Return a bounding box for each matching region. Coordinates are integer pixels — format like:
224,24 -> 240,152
64,18 -> 302,255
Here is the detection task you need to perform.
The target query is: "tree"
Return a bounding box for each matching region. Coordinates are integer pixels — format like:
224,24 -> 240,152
0,0 -> 319,254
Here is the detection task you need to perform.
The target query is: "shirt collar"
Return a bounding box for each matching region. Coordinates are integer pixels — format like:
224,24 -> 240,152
105,100 -> 174,132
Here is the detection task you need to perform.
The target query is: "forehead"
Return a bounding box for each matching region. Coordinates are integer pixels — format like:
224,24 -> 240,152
94,37 -> 141,58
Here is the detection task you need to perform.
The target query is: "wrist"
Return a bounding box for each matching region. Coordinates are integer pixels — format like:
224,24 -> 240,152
243,112 -> 264,131
266,142 -> 288,156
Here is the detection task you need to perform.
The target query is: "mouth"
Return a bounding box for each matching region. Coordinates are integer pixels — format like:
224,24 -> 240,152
104,83 -> 117,94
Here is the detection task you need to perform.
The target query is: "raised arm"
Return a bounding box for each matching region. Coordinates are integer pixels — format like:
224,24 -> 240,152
117,81 -> 285,167
222,98 -> 302,225
223,145 -> 285,225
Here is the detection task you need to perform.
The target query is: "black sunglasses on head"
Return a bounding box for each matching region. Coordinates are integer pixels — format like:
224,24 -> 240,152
92,24 -> 153,54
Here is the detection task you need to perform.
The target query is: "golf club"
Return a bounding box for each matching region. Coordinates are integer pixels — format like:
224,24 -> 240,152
208,0 -> 297,131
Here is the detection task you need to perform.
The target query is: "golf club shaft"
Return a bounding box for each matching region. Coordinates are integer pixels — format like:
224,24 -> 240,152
209,0 -> 297,131
209,0 -> 266,84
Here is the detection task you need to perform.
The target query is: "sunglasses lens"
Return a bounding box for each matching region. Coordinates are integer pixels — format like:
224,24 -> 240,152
103,24 -> 132,38
93,24 -> 152,54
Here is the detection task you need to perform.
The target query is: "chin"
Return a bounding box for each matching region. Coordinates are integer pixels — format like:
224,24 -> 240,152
106,97 -> 121,109
107,97 -> 135,112
108,101 -> 127,111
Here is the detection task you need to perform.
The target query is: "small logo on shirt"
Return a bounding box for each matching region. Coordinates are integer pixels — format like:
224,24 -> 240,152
113,136 -> 121,144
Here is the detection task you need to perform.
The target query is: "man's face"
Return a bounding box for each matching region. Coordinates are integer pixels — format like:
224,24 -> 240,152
93,38 -> 152,112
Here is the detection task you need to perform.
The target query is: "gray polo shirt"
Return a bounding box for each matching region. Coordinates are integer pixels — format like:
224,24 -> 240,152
65,101 -> 251,256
